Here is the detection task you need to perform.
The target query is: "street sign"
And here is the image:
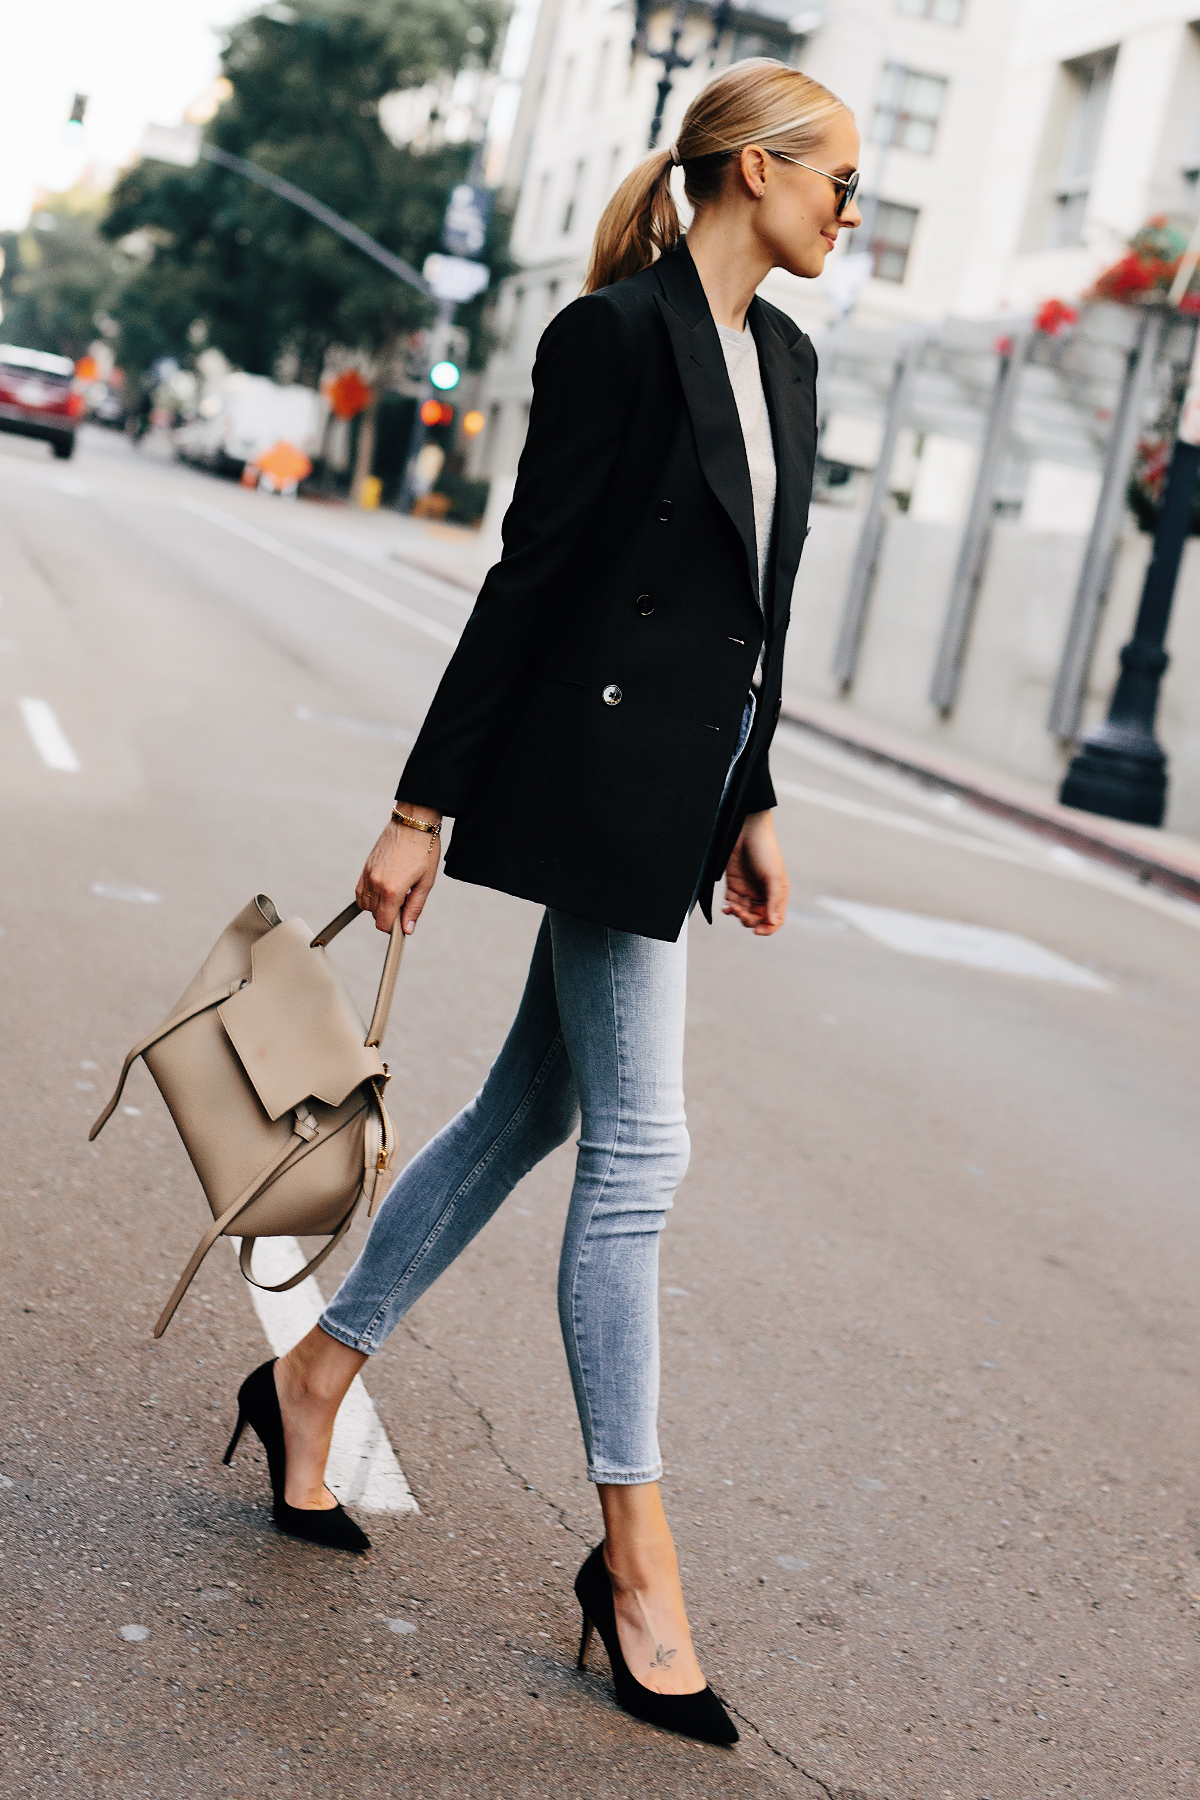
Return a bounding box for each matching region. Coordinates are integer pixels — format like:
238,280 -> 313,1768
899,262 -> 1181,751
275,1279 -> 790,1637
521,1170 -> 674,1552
422,254 -> 490,303
141,122 -> 202,168
441,183 -> 492,258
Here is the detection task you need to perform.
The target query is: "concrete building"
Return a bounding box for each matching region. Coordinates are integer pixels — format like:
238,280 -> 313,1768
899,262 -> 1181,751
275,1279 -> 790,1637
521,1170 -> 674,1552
472,0 -> 1200,485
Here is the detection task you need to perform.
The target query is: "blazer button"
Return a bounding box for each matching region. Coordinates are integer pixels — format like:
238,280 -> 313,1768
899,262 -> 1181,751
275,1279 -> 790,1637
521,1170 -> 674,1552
657,500 -> 673,522
602,684 -> 622,706
635,594 -> 654,616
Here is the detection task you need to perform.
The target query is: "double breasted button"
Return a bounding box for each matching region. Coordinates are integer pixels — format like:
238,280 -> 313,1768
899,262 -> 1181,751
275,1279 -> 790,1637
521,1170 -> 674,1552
635,593 -> 654,616
602,684 -> 622,706
657,499 -> 673,522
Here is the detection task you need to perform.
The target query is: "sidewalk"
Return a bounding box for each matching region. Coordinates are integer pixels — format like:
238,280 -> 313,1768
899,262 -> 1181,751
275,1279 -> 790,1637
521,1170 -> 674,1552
782,695 -> 1200,908
318,490 -> 1200,909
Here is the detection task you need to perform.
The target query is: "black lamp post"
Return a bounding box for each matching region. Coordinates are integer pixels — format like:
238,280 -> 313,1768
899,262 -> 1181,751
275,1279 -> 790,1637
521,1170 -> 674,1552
646,0 -> 695,151
1060,312 -> 1200,827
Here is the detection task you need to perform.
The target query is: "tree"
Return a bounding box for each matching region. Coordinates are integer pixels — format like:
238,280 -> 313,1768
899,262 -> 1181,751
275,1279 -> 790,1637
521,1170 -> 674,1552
0,195 -> 132,360
102,0 -> 507,388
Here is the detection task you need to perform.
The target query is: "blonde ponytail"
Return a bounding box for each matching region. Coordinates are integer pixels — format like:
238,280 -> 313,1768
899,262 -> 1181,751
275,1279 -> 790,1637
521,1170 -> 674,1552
585,149 -> 680,294
584,58 -> 846,294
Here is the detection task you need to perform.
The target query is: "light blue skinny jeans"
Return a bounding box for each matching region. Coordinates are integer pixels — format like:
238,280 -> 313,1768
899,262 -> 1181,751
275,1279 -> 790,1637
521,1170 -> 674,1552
320,695 -> 753,1484
320,910 -> 689,1484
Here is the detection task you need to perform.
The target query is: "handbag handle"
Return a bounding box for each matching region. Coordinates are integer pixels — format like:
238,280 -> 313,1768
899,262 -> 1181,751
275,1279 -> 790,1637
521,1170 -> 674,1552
311,902 -> 405,1049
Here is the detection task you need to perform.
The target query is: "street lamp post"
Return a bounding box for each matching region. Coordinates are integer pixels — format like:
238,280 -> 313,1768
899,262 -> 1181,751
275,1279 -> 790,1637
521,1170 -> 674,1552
646,0 -> 695,152
1059,313 -> 1200,826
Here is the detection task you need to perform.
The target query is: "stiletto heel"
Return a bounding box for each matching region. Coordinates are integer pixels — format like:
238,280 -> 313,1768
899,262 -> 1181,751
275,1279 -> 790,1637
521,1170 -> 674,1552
222,1410 -> 247,1465
224,1359 -> 370,1554
577,1612 -> 595,1670
573,1543 -> 738,1745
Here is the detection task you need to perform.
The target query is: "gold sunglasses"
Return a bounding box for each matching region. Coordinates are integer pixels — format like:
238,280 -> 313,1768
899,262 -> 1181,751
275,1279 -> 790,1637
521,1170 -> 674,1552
768,151 -> 860,218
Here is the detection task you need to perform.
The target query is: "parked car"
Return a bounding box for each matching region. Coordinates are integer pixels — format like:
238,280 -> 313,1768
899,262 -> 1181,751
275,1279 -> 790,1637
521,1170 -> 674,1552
0,345 -> 81,458
173,371 -> 322,477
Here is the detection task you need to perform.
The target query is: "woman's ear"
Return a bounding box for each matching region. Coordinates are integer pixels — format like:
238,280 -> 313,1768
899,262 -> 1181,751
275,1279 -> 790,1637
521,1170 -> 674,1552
737,144 -> 770,199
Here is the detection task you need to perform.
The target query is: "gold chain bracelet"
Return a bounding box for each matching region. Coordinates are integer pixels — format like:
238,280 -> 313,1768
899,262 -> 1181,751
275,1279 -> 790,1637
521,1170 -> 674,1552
391,804 -> 442,840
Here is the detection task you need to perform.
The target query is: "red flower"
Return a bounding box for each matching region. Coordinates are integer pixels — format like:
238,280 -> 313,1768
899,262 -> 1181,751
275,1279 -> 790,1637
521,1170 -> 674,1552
1034,297 -> 1079,336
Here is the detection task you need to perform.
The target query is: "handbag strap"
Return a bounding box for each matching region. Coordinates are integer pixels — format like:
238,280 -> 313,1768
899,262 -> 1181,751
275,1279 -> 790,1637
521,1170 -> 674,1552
310,903 -> 405,1050
152,1111 -> 319,1338
232,1079 -> 393,1294
89,977 -> 245,1141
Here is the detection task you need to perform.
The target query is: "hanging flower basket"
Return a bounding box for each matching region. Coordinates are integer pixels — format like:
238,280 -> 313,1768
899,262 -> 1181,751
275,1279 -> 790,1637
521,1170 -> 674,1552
1088,214 -> 1200,312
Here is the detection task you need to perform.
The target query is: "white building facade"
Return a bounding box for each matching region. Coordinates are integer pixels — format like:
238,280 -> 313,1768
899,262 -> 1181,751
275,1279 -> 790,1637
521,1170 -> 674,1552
472,0 -> 1200,489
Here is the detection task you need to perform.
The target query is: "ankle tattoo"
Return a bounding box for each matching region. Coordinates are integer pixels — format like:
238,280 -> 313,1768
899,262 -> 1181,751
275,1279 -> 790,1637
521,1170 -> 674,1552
649,1644 -> 677,1670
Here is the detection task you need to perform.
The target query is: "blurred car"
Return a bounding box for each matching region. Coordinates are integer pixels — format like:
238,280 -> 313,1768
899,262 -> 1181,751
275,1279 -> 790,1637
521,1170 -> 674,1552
0,344 -> 82,458
173,372 -> 321,477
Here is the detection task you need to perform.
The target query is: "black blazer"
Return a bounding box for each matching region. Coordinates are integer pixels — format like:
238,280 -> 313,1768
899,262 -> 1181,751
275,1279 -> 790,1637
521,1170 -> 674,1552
397,240 -> 819,941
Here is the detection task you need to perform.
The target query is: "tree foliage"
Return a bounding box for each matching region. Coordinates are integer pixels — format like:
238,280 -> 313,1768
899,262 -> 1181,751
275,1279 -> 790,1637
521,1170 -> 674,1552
0,197 -> 132,359
103,0 -> 507,385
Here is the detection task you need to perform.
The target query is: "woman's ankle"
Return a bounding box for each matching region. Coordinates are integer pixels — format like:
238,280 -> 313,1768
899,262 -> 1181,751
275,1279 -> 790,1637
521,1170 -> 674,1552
277,1328 -> 365,1408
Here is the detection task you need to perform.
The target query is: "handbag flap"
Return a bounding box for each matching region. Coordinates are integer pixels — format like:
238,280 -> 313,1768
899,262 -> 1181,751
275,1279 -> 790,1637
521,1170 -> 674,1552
217,918 -> 386,1121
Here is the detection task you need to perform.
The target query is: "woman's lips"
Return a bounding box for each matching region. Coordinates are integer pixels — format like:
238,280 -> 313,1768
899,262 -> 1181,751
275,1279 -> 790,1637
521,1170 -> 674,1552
821,231 -> 837,249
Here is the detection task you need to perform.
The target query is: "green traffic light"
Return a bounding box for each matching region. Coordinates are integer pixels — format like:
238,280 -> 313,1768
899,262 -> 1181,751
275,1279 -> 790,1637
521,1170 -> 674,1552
430,360 -> 460,391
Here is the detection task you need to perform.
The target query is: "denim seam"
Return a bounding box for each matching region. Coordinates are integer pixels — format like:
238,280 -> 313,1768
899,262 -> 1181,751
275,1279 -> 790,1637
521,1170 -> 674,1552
348,1029 -> 569,1350
566,924 -> 624,1473
586,1460 -> 663,1486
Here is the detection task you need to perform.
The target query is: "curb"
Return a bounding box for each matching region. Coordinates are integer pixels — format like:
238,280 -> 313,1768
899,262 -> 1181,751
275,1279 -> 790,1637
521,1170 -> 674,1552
780,705 -> 1200,910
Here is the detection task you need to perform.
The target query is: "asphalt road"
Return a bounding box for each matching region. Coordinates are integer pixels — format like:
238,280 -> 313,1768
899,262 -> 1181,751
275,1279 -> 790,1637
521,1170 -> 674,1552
2,424 -> 1199,1800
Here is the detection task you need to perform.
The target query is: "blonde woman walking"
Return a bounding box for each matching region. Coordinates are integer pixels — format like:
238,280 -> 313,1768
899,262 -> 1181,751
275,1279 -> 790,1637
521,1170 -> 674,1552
225,58 -> 860,1744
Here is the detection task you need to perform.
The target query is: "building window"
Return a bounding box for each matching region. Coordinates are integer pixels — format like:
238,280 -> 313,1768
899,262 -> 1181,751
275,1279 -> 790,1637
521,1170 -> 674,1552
590,40 -> 611,111
605,144 -> 623,201
556,56 -> 575,125
1049,49 -> 1116,249
865,200 -> 919,282
562,160 -> 585,235
896,0 -> 965,23
873,63 -> 948,155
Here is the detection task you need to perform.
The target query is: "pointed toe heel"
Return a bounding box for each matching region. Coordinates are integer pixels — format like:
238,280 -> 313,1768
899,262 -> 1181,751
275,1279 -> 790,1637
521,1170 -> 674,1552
223,1358 -> 371,1555
573,1543 -> 738,1746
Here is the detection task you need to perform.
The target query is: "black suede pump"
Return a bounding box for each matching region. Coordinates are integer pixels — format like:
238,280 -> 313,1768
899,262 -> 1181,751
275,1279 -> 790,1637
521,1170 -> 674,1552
574,1542 -> 737,1745
223,1358 -> 370,1554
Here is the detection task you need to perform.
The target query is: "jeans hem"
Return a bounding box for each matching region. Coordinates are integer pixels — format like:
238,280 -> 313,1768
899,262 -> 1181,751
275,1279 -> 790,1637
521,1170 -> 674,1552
587,1463 -> 663,1486
317,1312 -> 377,1355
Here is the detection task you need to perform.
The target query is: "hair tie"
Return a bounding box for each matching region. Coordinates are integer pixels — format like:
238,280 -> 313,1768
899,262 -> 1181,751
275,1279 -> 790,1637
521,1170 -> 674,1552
668,143 -> 682,167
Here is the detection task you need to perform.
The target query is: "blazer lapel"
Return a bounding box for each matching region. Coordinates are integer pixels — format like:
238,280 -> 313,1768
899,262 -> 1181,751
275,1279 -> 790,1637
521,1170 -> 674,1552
653,249 -> 760,604
748,295 -> 817,631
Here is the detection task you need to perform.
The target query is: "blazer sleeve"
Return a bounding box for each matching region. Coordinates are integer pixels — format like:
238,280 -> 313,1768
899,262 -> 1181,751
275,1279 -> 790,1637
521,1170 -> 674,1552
395,292 -> 638,817
740,749 -> 777,814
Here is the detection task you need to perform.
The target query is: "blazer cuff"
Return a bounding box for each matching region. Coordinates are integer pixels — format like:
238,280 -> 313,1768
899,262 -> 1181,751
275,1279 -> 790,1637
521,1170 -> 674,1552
740,753 -> 776,815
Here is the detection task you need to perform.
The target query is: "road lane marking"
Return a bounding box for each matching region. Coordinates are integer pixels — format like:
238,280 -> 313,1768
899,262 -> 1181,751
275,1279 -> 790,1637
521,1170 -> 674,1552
295,705 -> 415,744
285,520 -> 476,607
775,725 -> 1200,932
179,499 -> 459,646
775,777 -> 1039,869
90,882 -> 160,904
19,697 -> 80,771
231,1235 -> 417,1515
818,899 -> 1112,990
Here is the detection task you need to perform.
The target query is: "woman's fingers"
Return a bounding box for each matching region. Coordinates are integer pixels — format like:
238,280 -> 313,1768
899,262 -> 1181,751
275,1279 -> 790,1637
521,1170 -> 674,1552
357,821 -> 441,935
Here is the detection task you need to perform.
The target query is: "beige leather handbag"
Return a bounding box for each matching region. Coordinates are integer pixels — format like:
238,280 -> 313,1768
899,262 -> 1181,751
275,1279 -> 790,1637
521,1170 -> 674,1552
90,896 -> 402,1338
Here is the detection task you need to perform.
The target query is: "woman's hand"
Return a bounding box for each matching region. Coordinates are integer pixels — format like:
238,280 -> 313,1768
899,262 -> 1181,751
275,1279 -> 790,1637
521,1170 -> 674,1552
722,809 -> 789,936
357,803 -> 443,935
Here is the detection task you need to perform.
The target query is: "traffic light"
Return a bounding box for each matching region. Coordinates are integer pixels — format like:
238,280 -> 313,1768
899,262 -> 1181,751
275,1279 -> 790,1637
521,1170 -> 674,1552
426,323 -> 468,393
420,399 -> 454,427
68,94 -> 88,128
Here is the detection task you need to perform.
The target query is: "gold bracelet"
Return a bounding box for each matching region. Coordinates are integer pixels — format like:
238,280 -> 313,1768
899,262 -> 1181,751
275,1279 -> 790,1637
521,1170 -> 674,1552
391,804 -> 442,838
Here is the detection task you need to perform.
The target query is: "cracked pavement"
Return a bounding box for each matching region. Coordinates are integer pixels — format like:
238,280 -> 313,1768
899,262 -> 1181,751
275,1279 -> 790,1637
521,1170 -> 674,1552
2,428 -> 1200,1797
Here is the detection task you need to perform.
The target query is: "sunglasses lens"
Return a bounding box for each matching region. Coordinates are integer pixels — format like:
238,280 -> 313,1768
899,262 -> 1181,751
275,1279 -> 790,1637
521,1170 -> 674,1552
838,173 -> 859,218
